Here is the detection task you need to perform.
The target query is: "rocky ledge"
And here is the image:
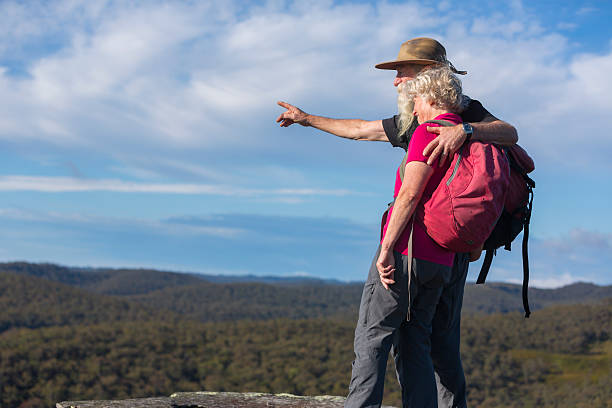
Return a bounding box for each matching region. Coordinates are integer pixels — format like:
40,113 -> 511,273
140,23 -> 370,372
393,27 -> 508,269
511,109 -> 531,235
57,391 -> 398,408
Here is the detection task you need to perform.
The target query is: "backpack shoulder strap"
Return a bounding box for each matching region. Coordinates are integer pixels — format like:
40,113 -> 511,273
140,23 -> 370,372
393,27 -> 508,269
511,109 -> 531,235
399,151 -> 409,182
422,119 -> 458,127
477,245 -> 531,318
476,250 -> 495,284
521,180 -> 535,318
399,119 -> 457,181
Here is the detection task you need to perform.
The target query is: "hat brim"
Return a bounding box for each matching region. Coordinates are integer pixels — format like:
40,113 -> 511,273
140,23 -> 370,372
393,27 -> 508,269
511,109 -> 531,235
374,58 -> 440,70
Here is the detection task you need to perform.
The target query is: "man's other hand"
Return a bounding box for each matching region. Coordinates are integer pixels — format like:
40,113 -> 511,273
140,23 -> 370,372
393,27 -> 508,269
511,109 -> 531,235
423,124 -> 466,166
276,101 -> 309,127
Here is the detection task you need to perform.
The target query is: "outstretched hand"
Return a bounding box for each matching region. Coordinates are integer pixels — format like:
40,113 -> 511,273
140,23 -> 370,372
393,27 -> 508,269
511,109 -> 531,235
423,125 -> 467,166
276,101 -> 309,127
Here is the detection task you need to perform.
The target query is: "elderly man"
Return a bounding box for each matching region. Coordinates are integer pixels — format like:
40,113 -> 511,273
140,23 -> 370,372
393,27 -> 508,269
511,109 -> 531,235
277,38 -> 516,408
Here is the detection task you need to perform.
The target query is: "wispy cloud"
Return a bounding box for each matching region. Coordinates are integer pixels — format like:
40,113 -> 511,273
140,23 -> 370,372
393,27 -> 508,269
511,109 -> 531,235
2,207 -> 610,285
0,175 -> 356,198
0,207 -> 246,238
476,228 -> 612,287
506,273 -> 586,289
542,228 -> 612,252
0,208 -> 378,280
556,22 -> 577,31
576,7 -> 597,16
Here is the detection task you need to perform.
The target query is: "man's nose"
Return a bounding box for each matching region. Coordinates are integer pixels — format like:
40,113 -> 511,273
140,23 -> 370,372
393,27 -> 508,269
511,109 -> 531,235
393,77 -> 403,87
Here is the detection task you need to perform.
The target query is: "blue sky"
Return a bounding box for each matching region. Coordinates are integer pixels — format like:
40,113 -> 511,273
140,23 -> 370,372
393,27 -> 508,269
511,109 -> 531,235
1,0 -> 611,287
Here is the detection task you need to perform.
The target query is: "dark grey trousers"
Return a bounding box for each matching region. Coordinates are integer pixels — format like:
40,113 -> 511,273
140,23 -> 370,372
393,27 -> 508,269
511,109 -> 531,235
345,247 -> 469,408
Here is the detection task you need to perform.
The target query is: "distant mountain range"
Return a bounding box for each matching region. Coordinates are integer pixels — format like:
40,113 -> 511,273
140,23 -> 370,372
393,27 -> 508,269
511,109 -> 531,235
1,261 -> 611,326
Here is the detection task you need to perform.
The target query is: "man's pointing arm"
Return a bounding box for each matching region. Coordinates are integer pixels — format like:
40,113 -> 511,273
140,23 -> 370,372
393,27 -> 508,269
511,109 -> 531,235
276,101 -> 388,142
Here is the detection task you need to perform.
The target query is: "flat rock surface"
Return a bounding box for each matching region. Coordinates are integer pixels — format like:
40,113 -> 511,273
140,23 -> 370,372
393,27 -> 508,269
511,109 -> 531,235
171,392 -> 346,407
57,392 -> 397,408
56,397 -> 171,408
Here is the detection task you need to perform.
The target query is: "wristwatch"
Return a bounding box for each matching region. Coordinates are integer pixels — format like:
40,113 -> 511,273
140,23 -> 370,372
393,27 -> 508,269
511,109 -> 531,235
462,123 -> 473,142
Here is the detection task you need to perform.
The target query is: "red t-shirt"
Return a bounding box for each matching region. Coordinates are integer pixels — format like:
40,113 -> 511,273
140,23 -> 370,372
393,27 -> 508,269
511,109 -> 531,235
381,113 -> 461,266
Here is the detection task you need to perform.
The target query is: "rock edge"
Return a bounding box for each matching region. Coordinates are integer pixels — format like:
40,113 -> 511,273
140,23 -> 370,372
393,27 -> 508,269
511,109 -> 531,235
57,391 -> 397,408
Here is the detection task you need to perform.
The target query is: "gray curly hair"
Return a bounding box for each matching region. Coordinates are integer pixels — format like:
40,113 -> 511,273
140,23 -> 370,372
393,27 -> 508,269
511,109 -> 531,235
406,65 -> 466,110
398,66 -> 467,134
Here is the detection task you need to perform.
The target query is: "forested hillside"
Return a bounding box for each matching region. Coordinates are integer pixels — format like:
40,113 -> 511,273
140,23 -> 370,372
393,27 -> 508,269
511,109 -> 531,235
0,270 -> 362,325
1,303 -> 611,408
1,262 -> 611,408
0,273 -> 179,332
128,282 -> 362,322
0,262 -> 204,295
463,281 -> 612,314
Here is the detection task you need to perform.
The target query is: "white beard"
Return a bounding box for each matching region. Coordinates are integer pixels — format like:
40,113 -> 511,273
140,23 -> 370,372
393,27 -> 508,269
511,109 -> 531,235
397,81 -> 415,136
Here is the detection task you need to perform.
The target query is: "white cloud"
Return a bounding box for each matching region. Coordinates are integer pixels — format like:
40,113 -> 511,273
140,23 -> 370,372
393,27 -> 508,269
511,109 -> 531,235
476,228 -> 612,288
0,206 -> 245,238
0,207 -> 377,279
0,1 -> 424,152
445,33 -> 612,167
0,175 -> 355,198
134,158 -> 231,183
576,7 -> 597,16
557,22 -> 577,31
3,207 -> 610,285
541,228 -> 612,255
0,0 -> 608,171
506,273 -> 585,289
109,164 -> 163,180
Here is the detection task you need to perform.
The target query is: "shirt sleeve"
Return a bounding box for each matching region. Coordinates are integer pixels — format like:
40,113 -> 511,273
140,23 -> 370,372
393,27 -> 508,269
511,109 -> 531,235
406,124 -> 438,165
382,115 -> 404,149
460,98 -> 498,123
383,115 -> 418,151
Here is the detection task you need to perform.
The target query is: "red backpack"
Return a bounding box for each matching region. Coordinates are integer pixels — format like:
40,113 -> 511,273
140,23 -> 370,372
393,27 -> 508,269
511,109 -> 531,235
406,120 -> 511,253
400,120 -> 535,316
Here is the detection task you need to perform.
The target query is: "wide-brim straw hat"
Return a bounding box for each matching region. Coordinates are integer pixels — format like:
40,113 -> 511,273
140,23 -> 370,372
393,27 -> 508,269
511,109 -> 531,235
375,37 -> 467,75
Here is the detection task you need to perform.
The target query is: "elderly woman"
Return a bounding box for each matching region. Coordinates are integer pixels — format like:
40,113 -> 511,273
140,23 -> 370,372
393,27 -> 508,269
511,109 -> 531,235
381,66 -> 468,407
346,66 -> 468,408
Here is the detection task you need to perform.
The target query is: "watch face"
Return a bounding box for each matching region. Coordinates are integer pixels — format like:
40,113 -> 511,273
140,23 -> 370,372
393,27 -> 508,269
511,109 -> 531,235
463,123 -> 473,134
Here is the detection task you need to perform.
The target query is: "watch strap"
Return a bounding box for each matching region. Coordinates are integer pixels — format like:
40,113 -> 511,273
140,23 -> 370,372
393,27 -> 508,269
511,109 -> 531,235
463,122 -> 473,142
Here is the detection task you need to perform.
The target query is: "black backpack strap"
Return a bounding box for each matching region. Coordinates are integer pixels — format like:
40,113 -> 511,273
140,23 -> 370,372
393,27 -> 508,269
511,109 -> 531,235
476,249 -> 495,284
521,180 -> 535,318
522,221 -> 531,318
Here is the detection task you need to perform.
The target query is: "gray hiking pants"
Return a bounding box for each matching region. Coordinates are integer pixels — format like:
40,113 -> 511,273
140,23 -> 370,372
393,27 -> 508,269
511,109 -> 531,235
345,247 -> 469,408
